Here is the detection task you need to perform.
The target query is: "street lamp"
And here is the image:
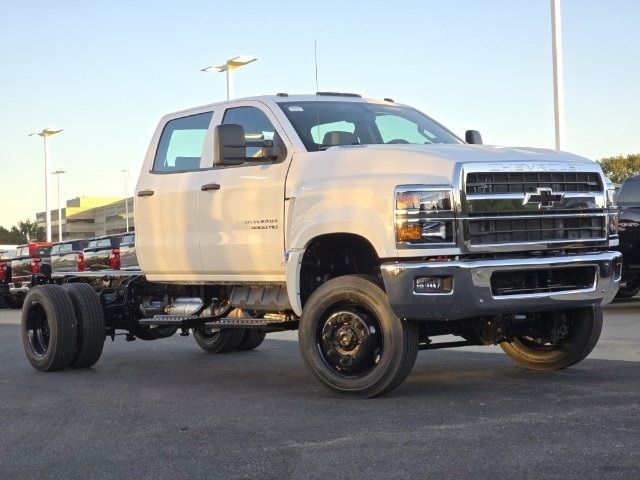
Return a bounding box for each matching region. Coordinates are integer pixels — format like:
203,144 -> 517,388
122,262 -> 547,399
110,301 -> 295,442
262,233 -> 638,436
201,55 -> 257,100
52,169 -> 66,242
29,128 -> 63,242
550,0 -> 564,151
122,169 -> 130,232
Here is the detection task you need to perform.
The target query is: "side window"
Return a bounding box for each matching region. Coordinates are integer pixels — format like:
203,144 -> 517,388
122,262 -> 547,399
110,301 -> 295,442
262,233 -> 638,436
153,112 -> 213,172
222,106 -> 276,158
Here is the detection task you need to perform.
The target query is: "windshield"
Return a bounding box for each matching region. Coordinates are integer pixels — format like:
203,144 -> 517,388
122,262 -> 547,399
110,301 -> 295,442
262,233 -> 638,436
278,101 -> 462,151
618,178 -> 640,204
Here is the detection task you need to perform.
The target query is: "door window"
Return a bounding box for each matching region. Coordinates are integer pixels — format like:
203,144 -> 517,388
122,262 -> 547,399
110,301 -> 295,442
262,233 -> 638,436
222,107 -> 276,159
153,112 -> 213,172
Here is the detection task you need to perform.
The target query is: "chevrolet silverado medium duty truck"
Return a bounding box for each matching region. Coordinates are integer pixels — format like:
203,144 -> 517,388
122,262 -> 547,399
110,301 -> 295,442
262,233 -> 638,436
20,93 -> 621,397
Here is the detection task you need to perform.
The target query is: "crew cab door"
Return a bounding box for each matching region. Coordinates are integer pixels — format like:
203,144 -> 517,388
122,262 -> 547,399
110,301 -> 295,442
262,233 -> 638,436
135,110 -> 214,278
197,102 -> 291,281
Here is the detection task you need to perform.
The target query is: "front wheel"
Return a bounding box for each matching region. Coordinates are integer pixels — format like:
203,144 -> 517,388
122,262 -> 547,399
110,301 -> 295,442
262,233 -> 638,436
500,306 -> 603,371
298,275 -> 419,398
615,277 -> 640,299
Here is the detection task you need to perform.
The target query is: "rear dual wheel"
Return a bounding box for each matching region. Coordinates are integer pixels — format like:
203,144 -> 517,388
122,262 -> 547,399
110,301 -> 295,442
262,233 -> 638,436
193,308 -> 267,353
21,284 -> 105,372
192,328 -> 267,353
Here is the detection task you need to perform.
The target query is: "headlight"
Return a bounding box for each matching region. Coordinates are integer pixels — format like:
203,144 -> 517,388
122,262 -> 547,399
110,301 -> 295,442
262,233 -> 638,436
604,177 -> 618,236
609,213 -> 619,235
605,177 -> 617,208
395,188 -> 456,245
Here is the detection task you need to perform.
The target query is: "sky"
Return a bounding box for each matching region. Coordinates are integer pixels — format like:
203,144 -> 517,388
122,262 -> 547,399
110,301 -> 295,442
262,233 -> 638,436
1,0 -> 639,228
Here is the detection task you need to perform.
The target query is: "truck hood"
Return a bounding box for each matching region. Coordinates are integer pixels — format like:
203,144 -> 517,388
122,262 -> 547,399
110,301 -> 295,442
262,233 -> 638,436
305,143 -> 601,185
326,143 -> 596,167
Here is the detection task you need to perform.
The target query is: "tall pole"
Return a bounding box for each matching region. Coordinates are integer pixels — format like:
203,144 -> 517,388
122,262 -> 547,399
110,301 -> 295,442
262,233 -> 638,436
30,128 -> 62,242
43,136 -> 51,242
226,67 -> 232,100
122,169 -> 130,232
201,56 -> 256,101
56,172 -> 61,241
52,170 -> 66,242
551,0 -> 565,151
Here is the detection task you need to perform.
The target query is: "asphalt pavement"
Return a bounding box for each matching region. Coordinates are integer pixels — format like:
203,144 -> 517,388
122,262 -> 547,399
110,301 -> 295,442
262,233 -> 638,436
0,303 -> 638,480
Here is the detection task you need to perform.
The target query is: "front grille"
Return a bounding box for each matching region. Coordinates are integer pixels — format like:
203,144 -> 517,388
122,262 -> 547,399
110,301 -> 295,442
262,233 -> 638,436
466,171 -> 602,195
467,215 -> 606,245
491,266 -> 596,296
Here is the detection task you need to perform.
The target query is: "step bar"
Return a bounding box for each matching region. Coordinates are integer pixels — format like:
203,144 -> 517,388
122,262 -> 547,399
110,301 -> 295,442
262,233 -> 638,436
139,315 -> 277,329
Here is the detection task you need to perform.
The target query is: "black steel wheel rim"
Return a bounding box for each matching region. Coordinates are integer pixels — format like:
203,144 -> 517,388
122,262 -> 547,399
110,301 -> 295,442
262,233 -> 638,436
26,302 -> 50,357
316,301 -> 383,378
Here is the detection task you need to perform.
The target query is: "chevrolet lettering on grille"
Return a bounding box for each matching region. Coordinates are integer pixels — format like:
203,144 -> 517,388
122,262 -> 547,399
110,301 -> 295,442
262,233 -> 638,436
522,187 -> 565,209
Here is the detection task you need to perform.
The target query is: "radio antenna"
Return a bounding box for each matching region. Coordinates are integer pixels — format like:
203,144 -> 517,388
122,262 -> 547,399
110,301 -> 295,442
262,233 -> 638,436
314,39 -> 319,93
314,39 -> 321,145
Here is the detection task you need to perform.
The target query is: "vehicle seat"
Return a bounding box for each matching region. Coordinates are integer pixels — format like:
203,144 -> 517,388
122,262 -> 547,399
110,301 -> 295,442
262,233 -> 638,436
322,131 -> 359,146
174,156 -> 201,170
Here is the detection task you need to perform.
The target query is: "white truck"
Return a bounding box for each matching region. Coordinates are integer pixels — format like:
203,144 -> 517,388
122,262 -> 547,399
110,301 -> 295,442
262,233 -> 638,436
20,92 -> 622,397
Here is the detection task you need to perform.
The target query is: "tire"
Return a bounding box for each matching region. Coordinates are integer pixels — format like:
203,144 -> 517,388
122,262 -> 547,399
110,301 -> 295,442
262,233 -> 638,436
615,280 -> 640,299
500,306 -> 603,371
134,325 -> 179,341
193,327 -> 244,353
21,285 -> 77,372
62,283 -> 106,369
298,275 -> 419,398
237,329 -> 267,351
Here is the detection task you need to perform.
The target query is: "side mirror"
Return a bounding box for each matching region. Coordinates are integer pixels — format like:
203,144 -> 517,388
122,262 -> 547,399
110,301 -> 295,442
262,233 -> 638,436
214,124 -> 246,165
465,130 -> 483,145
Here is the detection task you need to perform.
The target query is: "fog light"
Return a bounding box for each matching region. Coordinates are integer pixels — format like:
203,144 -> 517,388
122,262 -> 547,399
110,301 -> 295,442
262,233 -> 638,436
414,276 -> 453,294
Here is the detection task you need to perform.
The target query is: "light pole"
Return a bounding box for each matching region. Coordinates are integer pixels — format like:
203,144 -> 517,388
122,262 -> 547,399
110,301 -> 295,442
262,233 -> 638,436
29,128 -> 63,242
201,56 -> 257,100
551,0 -> 564,151
122,169 -> 130,232
52,169 -> 66,242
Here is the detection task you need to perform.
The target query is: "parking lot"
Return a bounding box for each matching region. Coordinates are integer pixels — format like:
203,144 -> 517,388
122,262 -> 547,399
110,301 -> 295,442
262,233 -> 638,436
1,302 -> 638,480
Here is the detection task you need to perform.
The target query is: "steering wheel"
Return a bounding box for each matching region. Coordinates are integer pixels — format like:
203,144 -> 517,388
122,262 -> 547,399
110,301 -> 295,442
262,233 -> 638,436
387,139 -> 410,144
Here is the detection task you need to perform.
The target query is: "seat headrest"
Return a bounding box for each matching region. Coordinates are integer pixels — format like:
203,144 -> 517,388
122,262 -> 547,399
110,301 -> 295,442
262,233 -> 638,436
322,131 -> 358,146
174,156 -> 200,170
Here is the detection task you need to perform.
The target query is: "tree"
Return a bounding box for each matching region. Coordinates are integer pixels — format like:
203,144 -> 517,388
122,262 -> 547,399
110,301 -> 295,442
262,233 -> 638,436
0,219 -> 45,244
0,226 -> 19,244
598,154 -> 640,184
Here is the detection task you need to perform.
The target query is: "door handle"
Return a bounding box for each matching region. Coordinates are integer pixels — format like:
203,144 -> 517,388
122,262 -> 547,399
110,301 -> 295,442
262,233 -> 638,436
137,190 -> 155,197
201,183 -> 221,191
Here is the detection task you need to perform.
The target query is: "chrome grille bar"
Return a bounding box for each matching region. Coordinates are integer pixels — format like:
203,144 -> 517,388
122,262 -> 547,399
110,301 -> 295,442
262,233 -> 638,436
466,171 -> 602,195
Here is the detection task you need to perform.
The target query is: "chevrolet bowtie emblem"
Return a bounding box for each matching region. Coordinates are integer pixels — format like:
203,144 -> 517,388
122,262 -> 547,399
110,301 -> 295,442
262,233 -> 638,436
523,187 -> 564,209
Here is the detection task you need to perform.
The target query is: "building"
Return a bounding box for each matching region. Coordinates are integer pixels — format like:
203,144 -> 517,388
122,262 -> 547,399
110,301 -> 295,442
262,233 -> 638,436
36,196 -> 135,242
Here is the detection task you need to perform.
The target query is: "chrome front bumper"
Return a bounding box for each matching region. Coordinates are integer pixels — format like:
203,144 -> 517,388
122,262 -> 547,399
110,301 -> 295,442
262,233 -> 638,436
381,251 -> 622,321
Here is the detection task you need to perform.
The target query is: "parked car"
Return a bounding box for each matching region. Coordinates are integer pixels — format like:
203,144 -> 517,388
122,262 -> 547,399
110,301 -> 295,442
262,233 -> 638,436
0,249 -> 15,284
11,242 -> 52,287
83,235 -> 122,271
50,239 -> 90,273
615,175 -> 640,298
119,233 -> 139,270
0,250 -> 16,308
